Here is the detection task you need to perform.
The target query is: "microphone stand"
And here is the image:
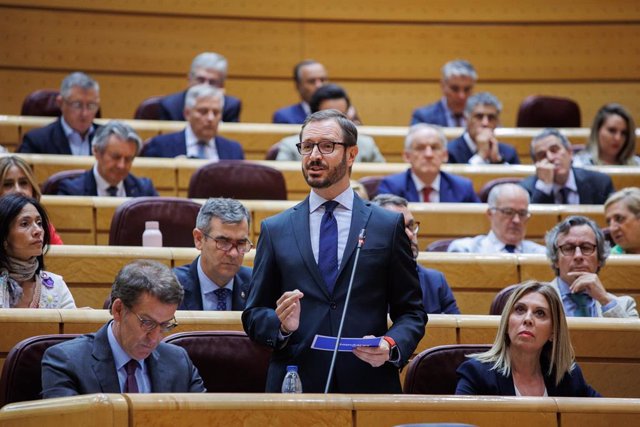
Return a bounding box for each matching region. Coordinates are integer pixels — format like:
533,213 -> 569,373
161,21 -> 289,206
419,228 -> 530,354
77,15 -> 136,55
324,228 -> 366,394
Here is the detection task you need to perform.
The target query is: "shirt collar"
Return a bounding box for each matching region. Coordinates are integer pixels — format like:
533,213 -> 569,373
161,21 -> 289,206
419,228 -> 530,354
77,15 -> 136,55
486,230 -> 521,252
60,116 -> 94,140
92,164 -> 124,195
197,255 -> 234,292
185,124 -> 213,148
108,320 -> 145,366
409,170 -> 441,192
553,169 -> 578,193
301,102 -> 311,116
309,186 -> 355,214
462,132 -> 477,153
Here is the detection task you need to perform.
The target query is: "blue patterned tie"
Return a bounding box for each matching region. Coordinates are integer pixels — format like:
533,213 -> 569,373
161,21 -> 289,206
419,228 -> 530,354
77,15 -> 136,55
569,293 -> 590,317
318,201 -> 339,294
106,186 -> 118,197
124,359 -> 139,393
213,287 -> 231,311
504,244 -> 516,253
197,140 -> 208,159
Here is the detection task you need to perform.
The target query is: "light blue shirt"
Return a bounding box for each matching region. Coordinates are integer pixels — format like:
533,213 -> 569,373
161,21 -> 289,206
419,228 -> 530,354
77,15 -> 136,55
185,125 -> 219,160
197,256 -> 234,310
107,321 -> 151,393
60,116 -> 94,156
557,277 -> 617,317
309,187 -> 354,267
92,164 -> 125,197
409,171 -> 441,202
440,98 -> 466,128
534,169 -> 579,204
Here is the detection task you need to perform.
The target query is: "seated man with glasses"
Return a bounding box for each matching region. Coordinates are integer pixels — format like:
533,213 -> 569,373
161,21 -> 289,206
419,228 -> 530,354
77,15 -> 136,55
158,52 -> 242,123
372,193 -> 460,314
174,198 -> 253,311
42,260 -> 206,397
449,183 -> 545,254
19,72 -> 102,155
446,92 -> 520,164
378,124 -> 479,203
544,215 -> 637,318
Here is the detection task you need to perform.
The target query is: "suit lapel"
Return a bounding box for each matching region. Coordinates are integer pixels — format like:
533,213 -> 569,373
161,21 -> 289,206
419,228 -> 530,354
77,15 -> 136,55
572,168 -> 589,203
91,323 -> 121,393
183,258 -> 204,310
232,268 -> 250,310
404,169 -> 419,202
54,119 -> 73,155
85,170 -> 99,196
438,172 -> 453,202
146,349 -> 166,393
337,196 -> 371,279
291,198 -> 330,297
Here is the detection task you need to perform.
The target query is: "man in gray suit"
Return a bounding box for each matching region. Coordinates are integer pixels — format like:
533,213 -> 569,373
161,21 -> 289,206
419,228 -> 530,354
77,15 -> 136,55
42,260 -> 205,397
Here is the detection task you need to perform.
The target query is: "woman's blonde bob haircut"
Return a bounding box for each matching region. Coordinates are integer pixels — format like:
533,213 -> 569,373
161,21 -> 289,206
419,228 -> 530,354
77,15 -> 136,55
472,281 -> 576,385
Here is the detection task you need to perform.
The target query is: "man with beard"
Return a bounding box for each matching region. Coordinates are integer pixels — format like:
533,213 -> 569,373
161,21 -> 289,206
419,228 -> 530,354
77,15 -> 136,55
520,128 -> 614,204
242,109 -> 426,393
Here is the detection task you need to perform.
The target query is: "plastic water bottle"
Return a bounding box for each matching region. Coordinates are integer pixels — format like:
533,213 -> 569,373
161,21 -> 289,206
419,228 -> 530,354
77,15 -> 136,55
281,365 -> 303,393
142,221 -> 163,247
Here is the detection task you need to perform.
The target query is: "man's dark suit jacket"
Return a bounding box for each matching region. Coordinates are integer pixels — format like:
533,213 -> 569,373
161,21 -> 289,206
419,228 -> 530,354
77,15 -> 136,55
410,101 -> 448,126
242,195 -> 427,393
377,169 -> 480,203
57,169 -> 158,197
140,130 -> 244,160
417,265 -> 460,314
174,257 -> 252,311
455,357 -> 601,397
272,103 -> 307,124
447,135 -> 520,164
41,322 -> 206,398
519,167 -> 614,205
18,117 -> 100,155
159,90 -> 242,123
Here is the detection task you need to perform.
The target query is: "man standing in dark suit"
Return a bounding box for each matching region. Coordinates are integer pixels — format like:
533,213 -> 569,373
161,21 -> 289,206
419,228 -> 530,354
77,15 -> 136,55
42,260 -> 206,397
272,60 -> 328,124
371,194 -> 460,314
142,85 -> 244,160
174,198 -> 252,311
57,121 -> 158,197
447,92 -> 520,165
411,59 -> 477,127
520,128 -> 614,204
18,72 -> 101,155
243,110 -> 426,393
158,52 -> 242,123
378,124 -> 480,203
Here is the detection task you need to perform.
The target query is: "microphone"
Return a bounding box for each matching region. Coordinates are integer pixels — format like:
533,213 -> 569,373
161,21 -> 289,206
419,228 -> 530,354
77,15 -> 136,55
324,228 -> 366,393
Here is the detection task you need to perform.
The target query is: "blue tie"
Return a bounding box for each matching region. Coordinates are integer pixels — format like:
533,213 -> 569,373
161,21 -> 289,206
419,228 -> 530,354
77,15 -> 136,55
197,140 -> 208,159
318,201 -> 339,294
570,293 -> 590,317
558,187 -> 570,204
504,244 -> 516,253
213,288 -> 231,311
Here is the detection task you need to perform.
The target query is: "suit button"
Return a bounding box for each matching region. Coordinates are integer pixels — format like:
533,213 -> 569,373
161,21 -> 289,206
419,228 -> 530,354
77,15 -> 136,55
330,302 -> 337,310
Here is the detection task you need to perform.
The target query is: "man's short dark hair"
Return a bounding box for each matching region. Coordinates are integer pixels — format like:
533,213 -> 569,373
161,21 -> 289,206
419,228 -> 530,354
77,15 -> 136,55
110,260 -> 184,311
309,84 -> 350,113
293,60 -> 320,84
300,109 -> 358,147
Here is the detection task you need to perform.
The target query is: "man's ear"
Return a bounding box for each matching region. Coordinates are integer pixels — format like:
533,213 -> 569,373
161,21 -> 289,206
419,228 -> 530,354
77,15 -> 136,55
55,94 -> 63,108
193,228 -> 204,250
111,298 -> 124,321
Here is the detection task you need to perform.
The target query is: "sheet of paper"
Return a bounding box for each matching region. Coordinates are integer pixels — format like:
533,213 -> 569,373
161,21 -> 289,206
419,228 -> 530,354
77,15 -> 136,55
311,334 -> 383,352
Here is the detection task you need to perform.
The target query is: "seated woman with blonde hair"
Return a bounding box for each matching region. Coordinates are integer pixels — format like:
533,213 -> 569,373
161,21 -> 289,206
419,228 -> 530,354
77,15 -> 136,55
456,281 -> 600,396
0,193 -> 75,308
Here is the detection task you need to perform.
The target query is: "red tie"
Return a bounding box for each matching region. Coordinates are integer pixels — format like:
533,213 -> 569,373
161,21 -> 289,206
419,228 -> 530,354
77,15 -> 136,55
422,187 -> 432,203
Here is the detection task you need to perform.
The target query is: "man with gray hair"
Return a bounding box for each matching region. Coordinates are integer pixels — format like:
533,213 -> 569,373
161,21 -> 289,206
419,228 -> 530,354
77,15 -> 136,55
411,59 -> 477,127
19,72 -> 101,155
57,120 -> 158,196
448,183 -> 545,254
447,92 -> 520,164
372,193 -> 460,314
42,260 -> 206,397
545,215 -> 637,318
174,198 -> 253,311
159,51 -> 242,122
142,84 -> 244,159
520,128 -> 614,204
377,124 -> 479,202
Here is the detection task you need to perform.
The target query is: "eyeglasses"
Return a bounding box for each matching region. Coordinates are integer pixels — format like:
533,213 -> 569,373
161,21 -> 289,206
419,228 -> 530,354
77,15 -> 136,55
296,140 -> 348,155
557,243 -> 597,256
64,100 -> 100,112
471,112 -> 498,122
193,76 -> 223,87
202,231 -> 253,254
490,207 -> 531,219
129,309 -> 178,333
406,220 -> 420,234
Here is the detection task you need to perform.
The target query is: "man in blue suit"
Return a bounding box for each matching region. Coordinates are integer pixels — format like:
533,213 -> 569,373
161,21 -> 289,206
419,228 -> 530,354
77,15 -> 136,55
142,85 -> 244,160
272,60 -> 328,124
447,92 -> 520,165
18,72 -> 101,155
158,52 -> 242,123
520,128 -> 614,204
411,60 -> 477,127
372,194 -> 460,314
378,124 -> 480,203
57,120 -> 158,197
243,110 -> 426,393
42,260 -> 206,397
174,198 -> 252,311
